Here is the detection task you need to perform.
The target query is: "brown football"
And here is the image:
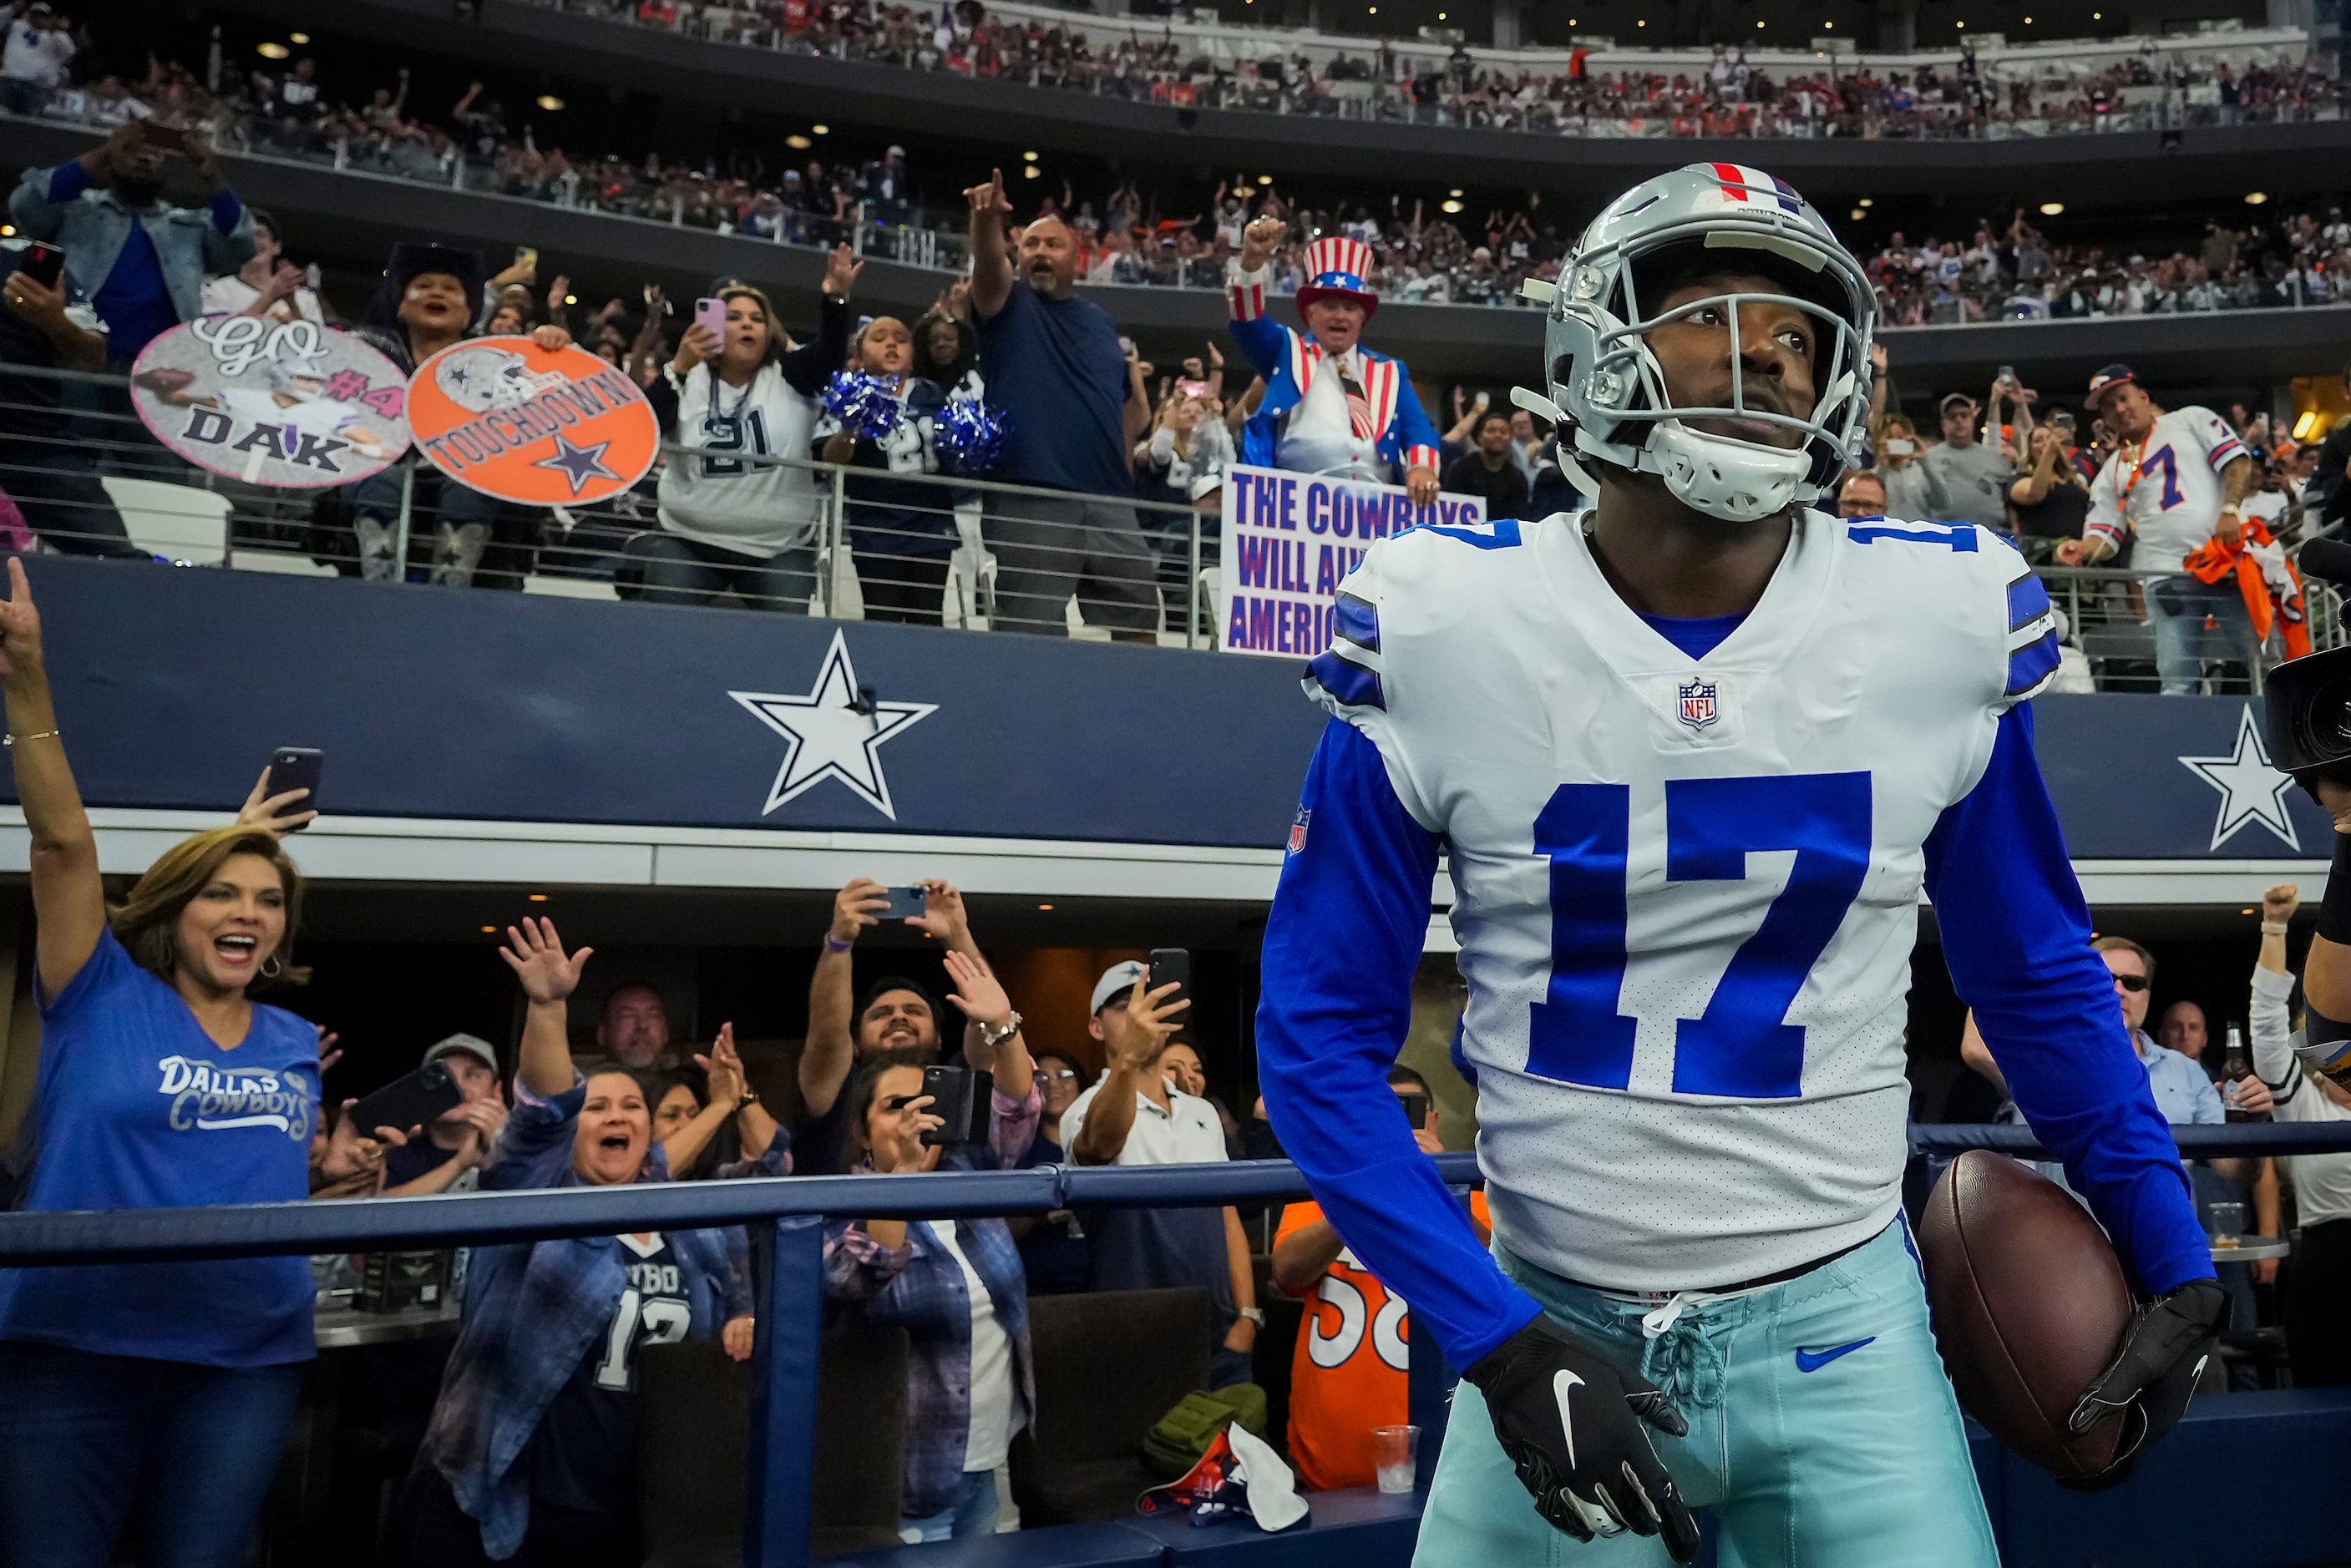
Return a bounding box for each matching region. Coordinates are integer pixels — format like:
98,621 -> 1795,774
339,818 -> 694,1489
1914,1149 -> 2136,1479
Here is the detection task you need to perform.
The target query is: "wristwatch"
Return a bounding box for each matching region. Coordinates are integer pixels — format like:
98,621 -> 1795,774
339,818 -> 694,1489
1237,1308 -> 1265,1328
736,1090 -> 761,1111
978,1012 -> 1022,1050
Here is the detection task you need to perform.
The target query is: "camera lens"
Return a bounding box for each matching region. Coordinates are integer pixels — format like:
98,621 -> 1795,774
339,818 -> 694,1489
2296,675 -> 2351,766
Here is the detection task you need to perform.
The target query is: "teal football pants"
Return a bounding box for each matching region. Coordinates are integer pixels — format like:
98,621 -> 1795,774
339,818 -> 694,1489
1413,1220 -> 1997,1568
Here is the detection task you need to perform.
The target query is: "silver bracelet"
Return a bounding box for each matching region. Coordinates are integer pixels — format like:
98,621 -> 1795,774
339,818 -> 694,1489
978,1011 -> 1022,1050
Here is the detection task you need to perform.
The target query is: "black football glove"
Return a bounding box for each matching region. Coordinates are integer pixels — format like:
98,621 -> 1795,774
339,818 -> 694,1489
1461,1319 -> 1702,1563
2060,1277 -> 2226,1492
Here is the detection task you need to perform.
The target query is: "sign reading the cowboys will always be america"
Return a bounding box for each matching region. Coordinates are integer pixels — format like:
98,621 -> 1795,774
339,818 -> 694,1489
408,336 -> 659,508
1218,463 -> 1485,660
128,316 -> 412,488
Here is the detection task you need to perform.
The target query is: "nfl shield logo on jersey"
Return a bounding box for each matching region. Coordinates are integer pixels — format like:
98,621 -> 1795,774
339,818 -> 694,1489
1288,808 -> 1311,854
1678,680 -> 1720,731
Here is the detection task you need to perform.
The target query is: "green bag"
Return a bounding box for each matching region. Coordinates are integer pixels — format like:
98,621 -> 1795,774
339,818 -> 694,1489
1140,1383 -> 1270,1479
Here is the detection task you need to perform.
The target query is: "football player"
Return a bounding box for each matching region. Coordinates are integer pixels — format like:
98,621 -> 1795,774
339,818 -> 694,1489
1256,164 -> 2222,1566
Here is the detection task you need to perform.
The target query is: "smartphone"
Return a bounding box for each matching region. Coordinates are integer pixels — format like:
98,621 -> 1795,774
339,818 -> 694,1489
918,1064 -> 989,1146
347,1060 -> 464,1141
1883,438 -> 1916,456
1147,947 -> 1190,999
880,885 -> 927,921
694,296 -> 726,338
514,245 -> 539,272
16,241 -> 63,290
1998,365 -> 2015,382
138,119 -> 187,152
266,746 -> 322,829
1398,1091 -> 1429,1130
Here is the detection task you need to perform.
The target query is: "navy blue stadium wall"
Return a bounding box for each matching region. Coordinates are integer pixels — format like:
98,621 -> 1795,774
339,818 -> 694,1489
8,557 -> 2332,864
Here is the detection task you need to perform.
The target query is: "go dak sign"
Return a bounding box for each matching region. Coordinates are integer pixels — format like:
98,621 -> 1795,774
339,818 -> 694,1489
1219,464 -> 1485,659
129,316 -> 412,488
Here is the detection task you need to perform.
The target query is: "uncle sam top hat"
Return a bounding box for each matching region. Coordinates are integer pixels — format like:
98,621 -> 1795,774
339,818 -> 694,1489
1295,235 -> 1379,320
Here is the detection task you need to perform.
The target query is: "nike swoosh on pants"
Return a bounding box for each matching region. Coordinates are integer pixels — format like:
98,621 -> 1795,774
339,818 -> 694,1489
1794,1337 -> 1876,1373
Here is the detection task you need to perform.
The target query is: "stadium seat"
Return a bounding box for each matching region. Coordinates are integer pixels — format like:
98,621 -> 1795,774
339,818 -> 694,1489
1010,1287 -> 1210,1527
229,549 -> 340,579
521,574 -> 622,602
637,1327 -> 911,1567
97,476 -> 231,564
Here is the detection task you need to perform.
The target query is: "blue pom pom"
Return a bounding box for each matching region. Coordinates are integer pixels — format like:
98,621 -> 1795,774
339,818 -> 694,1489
822,372 -> 899,443
935,399 -> 1010,476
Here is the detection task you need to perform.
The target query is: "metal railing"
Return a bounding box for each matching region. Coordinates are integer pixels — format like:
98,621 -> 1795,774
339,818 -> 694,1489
1,1125 -> 2345,1566
13,362 -> 2336,682
0,365 -> 1225,645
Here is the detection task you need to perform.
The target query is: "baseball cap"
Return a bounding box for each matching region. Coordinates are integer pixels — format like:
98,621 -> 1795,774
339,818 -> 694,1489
423,1033 -> 498,1074
1092,960 -> 1148,1015
2086,363 -> 2138,406
886,144 -> 905,157
1938,392 -> 1977,413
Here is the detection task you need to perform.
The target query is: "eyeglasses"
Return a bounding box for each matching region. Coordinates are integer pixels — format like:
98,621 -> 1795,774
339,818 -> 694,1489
1038,1069 -> 1078,1081
2112,974 -> 2150,993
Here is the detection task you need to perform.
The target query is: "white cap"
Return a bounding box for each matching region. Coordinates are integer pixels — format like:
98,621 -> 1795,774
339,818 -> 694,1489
1091,960 -> 1148,1015
423,1032 -> 498,1074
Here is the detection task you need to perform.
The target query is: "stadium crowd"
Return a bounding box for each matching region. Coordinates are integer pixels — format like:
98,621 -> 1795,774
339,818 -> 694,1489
6,6 -> 2348,322
545,0 -> 2341,140
0,669 -> 2339,1561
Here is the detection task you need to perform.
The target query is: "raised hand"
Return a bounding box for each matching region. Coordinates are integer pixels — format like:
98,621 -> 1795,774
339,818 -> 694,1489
499,915 -> 592,1005
238,766 -> 316,835
906,879 -> 970,944
451,1095 -> 508,1161
964,168 -> 1011,219
822,244 -> 864,299
0,557 -> 45,682
672,322 -> 719,376
941,948 -> 1012,1033
2264,883 -> 2300,924
1110,977 -> 1188,1069
696,1022 -> 746,1105
1241,215 -> 1287,267
879,1093 -> 943,1173
829,878 -> 891,943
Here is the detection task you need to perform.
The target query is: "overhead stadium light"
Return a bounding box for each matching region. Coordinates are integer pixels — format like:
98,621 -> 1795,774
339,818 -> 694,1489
256,41 -> 289,58
2039,201 -> 2065,215
535,94 -> 564,111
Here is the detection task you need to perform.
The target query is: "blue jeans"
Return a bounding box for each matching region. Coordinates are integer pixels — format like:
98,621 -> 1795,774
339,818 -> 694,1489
1415,1222 -> 1996,1568
2148,573 -> 2262,695
899,1465 -> 998,1542
0,1338 -> 304,1568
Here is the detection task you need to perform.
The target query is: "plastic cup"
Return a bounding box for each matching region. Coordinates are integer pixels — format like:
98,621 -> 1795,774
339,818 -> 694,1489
2208,1201 -> 2246,1248
1373,1424 -> 1421,1494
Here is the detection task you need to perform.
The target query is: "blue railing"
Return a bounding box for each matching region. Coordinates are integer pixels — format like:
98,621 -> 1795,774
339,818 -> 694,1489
3,1131 -> 2347,1566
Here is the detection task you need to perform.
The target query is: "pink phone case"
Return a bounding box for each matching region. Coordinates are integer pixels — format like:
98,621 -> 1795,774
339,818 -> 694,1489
695,297 -> 726,336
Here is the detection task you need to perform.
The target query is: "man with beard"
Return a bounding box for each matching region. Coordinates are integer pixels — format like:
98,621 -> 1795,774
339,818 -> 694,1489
9,118 -> 254,366
797,878 -> 1023,1174
964,167 -> 1158,639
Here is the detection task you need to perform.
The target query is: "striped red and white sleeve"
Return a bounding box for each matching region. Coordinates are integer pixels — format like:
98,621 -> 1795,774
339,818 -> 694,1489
1227,261 -> 1273,323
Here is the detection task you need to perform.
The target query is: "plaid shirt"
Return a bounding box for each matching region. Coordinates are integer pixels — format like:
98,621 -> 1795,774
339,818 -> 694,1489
824,1081 -> 1041,1519
418,1075 -> 788,1559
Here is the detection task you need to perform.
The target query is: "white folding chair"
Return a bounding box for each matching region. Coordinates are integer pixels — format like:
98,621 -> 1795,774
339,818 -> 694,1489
97,477 -> 230,565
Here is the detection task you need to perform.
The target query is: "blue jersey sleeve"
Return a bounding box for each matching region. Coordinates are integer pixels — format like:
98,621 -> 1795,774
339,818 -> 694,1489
1256,718 -> 1543,1366
1923,704 -> 2212,1297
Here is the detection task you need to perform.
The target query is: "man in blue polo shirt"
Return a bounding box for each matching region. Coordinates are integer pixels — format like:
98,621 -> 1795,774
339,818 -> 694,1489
963,167 -> 1158,640
10,119 -> 255,367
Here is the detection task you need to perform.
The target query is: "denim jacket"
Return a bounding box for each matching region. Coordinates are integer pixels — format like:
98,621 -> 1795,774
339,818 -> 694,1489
417,1075 -> 790,1560
8,162 -> 253,333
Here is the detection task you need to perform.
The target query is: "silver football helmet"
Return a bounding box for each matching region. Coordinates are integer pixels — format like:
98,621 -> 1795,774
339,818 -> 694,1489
1514,162 -> 1875,523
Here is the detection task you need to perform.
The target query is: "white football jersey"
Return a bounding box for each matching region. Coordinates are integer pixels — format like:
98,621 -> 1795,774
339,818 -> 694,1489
1310,508 -> 2056,1290
2084,405 -> 2248,577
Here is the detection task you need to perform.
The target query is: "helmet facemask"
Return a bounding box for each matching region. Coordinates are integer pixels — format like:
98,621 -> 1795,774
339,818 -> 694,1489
1526,181 -> 1876,524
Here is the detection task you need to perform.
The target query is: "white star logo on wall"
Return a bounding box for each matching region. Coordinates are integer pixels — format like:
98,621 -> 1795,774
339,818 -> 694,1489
730,631 -> 936,819
2177,704 -> 2299,852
